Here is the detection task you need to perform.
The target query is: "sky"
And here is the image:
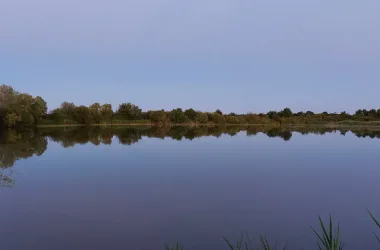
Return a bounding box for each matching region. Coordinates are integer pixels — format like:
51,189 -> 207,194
1,0 -> 379,114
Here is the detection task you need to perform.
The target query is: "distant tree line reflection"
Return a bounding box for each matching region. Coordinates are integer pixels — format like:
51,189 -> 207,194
2,126 -> 380,171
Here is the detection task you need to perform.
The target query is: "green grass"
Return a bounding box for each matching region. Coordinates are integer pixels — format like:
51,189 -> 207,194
367,209 -> 380,243
311,215 -> 344,250
165,212 -> 380,249
165,242 -> 184,250
223,233 -> 287,250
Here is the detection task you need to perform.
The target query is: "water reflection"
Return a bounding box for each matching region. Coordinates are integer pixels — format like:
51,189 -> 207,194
1,125 -> 380,171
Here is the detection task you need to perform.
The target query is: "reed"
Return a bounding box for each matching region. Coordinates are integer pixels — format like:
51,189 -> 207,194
165,212 -> 380,249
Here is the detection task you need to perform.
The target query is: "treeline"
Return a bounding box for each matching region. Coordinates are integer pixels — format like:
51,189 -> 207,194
2,84 -> 380,127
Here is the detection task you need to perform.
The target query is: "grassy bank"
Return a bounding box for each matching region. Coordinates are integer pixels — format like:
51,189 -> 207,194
165,212 -> 380,250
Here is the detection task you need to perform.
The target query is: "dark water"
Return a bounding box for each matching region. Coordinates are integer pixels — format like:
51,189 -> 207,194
1,126 -> 380,250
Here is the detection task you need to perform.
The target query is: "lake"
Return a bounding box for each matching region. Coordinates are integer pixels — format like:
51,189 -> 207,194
1,126 -> 380,250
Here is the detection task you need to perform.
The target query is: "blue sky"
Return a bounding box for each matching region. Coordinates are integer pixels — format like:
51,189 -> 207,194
1,0 -> 379,114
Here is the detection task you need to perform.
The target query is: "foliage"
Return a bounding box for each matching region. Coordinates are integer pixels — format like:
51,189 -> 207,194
170,108 -> 188,124
279,108 -> 293,118
238,115 -> 247,124
225,115 -> 240,124
211,113 -> 226,124
367,210 -> 380,243
311,215 -> 344,250
215,109 -> 223,115
89,102 -> 102,124
0,85 -> 48,127
196,112 -> 208,123
165,242 -> 184,250
223,233 -> 287,250
184,108 -> 197,121
4,84 -> 380,127
148,110 -> 168,125
117,102 -> 142,120
100,104 -> 113,122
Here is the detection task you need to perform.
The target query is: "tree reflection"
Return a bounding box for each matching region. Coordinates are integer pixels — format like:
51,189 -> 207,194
0,129 -> 47,168
1,126 -> 380,172
0,172 -> 14,188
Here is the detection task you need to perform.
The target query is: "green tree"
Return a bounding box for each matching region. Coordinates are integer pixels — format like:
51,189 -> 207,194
0,86 -> 45,127
117,103 -> 142,120
4,113 -> 22,127
369,109 -> 377,117
280,107 -> 293,118
196,112 -> 208,123
215,109 -> 223,115
170,108 -> 187,124
225,115 -> 240,124
100,104 -> 113,122
184,108 -> 197,121
355,109 -> 363,116
30,96 -> 48,123
148,110 -> 167,125
238,116 -> 247,124
73,106 -> 92,125
245,113 -> 260,124
211,113 -> 226,124
89,103 -> 102,123
60,102 -> 76,115
267,111 -> 278,119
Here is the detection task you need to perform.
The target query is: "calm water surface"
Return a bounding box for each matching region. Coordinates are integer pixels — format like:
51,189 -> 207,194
1,126 -> 380,250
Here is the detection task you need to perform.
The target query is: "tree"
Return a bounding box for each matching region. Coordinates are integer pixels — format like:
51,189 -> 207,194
211,113 -> 226,124
355,109 -> 363,116
148,110 -> 167,125
280,108 -> 293,118
294,111 -> 305,116
215,109 -> 223,115
267,111 -> 278,119
30,96 -> 47,123
196,112 -> 208,123
184,108 -> 197,121
238,116 -> 247,124
73,106 -> 92,125
170,108 -> 187,124
4,113 -> 22,127
60,102 -> 76,115
100,104 -> 113,122
226,115 -> 240,124
246,113 -> 261,124
89,103 -> 102,123
0,85 -> 17,108
0,86 -> 45,127
369,109 -> 377,117
117,103 -> 142,120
